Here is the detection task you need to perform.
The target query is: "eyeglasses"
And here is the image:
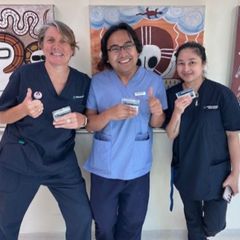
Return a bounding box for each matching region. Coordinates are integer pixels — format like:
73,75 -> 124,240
107,42 -> 135,54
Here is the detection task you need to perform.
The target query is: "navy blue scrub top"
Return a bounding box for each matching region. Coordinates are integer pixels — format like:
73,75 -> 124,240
165,79 -> 240,200
0,62 -> 90,176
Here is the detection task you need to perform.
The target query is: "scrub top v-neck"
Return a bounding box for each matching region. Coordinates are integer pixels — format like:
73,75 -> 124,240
0,62 -> 90,176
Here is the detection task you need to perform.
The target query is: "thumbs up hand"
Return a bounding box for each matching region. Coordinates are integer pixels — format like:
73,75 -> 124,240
148,87 -> 163,116
22,88 -> 44,118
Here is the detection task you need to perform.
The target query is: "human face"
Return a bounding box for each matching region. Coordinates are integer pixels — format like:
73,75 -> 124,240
107,30 -> 139,81
42,26 -> 73,67
176,48 -> 205,87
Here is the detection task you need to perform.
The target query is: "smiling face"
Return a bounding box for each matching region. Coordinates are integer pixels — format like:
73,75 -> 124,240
176,48 -> 205,87
107,30 -> 139,82
41,26 -> 73,67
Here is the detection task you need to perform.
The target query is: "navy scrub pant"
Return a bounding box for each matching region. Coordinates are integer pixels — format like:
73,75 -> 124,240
180,194 -> 228,240
90,173 -> 150,240
0,165 -> 92,240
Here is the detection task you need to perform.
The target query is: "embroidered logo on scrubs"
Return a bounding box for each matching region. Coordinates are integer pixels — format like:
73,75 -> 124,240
73,95 -> 84,99
33,91 -> 42,100
134,91 -> 146,97
203,105 -> 219,110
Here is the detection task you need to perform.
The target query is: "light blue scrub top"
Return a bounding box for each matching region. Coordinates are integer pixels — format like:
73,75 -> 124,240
84,67 -> 167,180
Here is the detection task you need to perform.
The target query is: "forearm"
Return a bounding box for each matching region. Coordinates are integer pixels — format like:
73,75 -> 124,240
0,103 -> 27,124
227,131 -> 240,175
86,110 -> 111,132
150,112 -> 165,128
165,110 -> 182,140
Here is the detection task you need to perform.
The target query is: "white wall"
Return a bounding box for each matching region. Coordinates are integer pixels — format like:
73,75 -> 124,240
0,0 -> 240,236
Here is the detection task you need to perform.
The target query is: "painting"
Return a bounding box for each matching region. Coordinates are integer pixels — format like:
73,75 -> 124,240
89,6 -> 205,88
0,5 -> 54,95
231,6 -> 240,103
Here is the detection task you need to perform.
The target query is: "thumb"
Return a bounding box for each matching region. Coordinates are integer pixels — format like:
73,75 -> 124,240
148,87 -> 154,98
25,88 -> 32,101
222,178 -> 229,188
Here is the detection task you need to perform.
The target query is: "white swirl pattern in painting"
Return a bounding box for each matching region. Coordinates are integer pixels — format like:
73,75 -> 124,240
0,8 -> 39,39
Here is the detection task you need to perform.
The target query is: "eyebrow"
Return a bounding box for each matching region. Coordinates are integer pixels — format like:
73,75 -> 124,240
177,58 -> 198,62
108,40 -> 133,48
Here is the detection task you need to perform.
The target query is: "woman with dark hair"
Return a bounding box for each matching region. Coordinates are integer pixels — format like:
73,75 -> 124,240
164,41 -> 240,240
84,22 -> 167,240
0,21 -> 92,240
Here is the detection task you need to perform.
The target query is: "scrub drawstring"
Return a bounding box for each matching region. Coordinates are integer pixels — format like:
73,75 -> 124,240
170,167 -> 174,211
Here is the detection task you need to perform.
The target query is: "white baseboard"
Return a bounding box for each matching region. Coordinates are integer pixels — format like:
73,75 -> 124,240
19,229 -> 240,240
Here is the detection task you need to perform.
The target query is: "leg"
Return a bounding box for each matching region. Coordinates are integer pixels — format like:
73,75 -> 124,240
48,167 -> 92,240
115,173 -> 150,240
0,167 -> 39,240
90,174 -> 120,240
180,194 -> 207,240
203,198 -> 227,237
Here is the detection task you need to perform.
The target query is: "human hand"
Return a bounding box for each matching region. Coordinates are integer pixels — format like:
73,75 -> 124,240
53,112 -> 87,129
148,87 -> 163,116
106,103 -> 137,121
174,95 -> 192,115
22,88 -> 44,118
223,172 -> 239,196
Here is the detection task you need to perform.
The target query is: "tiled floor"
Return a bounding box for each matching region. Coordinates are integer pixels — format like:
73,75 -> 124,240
19,230 -> 240,240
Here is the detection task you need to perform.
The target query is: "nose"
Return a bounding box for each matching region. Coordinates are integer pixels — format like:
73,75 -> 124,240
52,42 -> 59,48
118,47 -> 129,56
183,63 -> 190,72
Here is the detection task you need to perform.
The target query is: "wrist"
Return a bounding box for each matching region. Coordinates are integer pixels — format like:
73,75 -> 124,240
82,115 -> 88,127
78,115 -> 88,129
152,111 -> 163,117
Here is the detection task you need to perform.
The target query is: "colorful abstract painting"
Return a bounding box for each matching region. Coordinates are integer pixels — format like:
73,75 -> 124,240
89,6 -> 205,87
231,6 -> 240,103
0,5 -> 54,94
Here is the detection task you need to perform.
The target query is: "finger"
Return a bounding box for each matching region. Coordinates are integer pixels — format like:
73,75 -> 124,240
222,180 -> 228,188
148,87 -> 154,98
128,106 -> 138,116
25,88 -> 33,101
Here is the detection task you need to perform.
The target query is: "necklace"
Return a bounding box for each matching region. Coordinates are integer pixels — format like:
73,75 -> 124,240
195,92 -> 199,106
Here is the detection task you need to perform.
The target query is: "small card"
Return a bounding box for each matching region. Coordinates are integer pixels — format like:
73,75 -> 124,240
176,88 -> 196,99
121,98 -> 140,112
52,106 -> 71,120
223,185 -> 233,203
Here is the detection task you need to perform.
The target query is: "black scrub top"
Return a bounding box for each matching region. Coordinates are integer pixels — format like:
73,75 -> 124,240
0,62 -> 90,176
165,79 -> 240,200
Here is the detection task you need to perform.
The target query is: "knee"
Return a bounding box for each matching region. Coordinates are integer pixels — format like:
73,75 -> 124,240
203,221 -> 226,237
118,217 -> 145,234
79,206 -> 93,226
67,204 -> 92,229
94,221 -> 115,239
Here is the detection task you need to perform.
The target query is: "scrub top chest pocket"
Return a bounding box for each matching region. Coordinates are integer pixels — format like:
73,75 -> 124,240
71,94 -> 86,113
202,104 -> 223,131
